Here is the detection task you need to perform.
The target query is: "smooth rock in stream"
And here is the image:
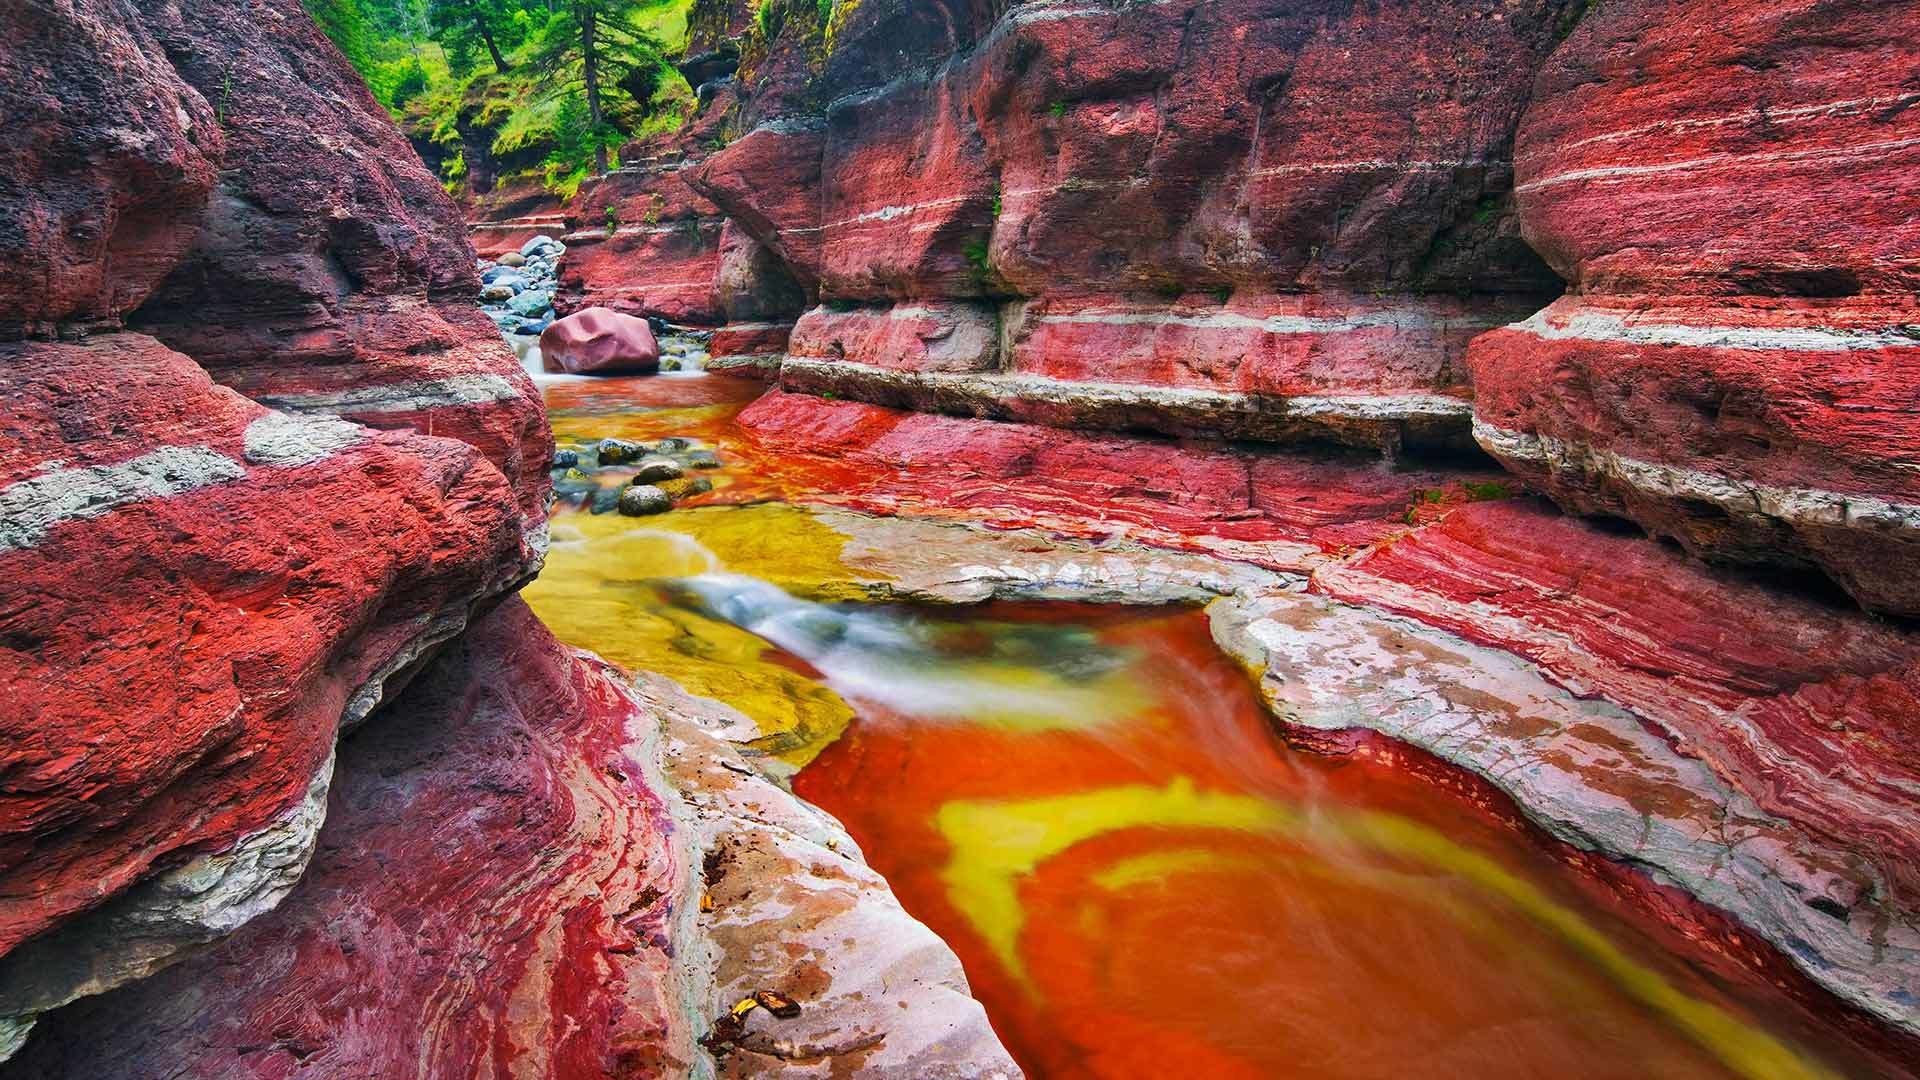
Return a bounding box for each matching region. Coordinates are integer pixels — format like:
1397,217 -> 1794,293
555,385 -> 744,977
539,307 -> 661,375
596,438 -> 645,464
631,457 -> 685,483
618,484 -> 674,516
507,290 -> 551,317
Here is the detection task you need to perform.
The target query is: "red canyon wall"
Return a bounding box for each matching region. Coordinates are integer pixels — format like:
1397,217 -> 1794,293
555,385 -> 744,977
539,0 -> 1918,608
0,0 -> 547,1050
681,0 -> 1573,452
1467,0 -> 1920,615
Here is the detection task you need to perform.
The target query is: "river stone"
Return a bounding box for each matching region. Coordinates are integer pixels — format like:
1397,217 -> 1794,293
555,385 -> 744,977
480,284 -> 514,302
618,484 -> 673,516
631,457 -> 684,483
596,438 -> 645,465
654,476 -> 712,501
539,307 -> 660,376
686,449 -> 721,469
497,251 -> 526,267
507,290 -> 551,317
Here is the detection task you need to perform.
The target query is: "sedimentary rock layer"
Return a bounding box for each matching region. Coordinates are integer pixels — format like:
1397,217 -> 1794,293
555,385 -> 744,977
7,600 -> 1019,1078
115,0 -> 552,526
1300,499 -> 1920,1032
673,0 -> 1573,444
0,337 -> 535,1044
1468,0 -> 1920,612
736,389 -> 1509,567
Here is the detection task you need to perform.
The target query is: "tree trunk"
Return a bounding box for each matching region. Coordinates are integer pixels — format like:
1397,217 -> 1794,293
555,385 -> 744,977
479,17 -> 510,72
581,8 -> 607,174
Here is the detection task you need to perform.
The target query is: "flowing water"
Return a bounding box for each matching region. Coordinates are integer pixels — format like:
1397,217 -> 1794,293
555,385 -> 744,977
525,374 -> 1909,1080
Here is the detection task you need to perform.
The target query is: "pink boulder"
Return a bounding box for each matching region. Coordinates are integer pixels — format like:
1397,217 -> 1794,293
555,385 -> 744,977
538,307 -> 661,375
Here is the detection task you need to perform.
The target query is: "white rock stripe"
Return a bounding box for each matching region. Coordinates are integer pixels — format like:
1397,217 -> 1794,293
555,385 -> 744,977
1475,419 -> 1920,534
1508,308 -> 1920,352
470,216 -> 568,231
707,353 -> 786,370
1519,92 -> 1920,163
0,414 -> 369,553
0,750 -> 335,1060
1039,307 -> 1514,335
716,321 -> 795,333
781,356 -> 1472,421
1249,158 -> 1505,178
0,447 -> 243,552
1517,135 -> 1920,192
251,374 -> 526,415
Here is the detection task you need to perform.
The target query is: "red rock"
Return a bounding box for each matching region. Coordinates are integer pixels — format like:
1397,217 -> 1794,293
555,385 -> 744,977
681,0 -> 1571,446
789,302 -> 999,372
464,178 -> 568,259
5,598 -> 691,1077
0,337 -> 534,1041
539,307 -> 663,375
687,123 -> 826,292
1468,0 -> 1920,614
713,220 -> 806,323
6,600 -> 1018,1078
557,167 -> 728,323
737,389 -> 1506,567
1314,499 -> 1920,899
1005,292 -> 1531,398
116,0 -> 552,527
705,320 -> 793,378
0,0 -> 219,334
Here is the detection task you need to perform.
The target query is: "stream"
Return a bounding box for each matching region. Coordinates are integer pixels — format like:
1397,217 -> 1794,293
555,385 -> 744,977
521,371 -> 1902,1080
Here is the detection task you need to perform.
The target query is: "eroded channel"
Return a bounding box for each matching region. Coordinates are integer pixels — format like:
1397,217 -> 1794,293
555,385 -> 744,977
525,371 -> 1908,1080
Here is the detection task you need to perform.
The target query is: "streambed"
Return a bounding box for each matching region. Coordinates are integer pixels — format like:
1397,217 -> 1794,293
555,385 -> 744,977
523,373 -> 1903,1079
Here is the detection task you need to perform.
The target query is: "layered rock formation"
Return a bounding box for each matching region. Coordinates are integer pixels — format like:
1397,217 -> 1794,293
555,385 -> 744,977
670,0 -> 1573,450
0,0 -> 546,1052
3,4 -> 1023,1072
9,600 -> 1016,1078
1467,0 -> 1920,613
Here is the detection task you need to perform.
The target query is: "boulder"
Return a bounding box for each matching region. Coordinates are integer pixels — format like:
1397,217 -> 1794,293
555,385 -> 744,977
0,0 -> 219,335
540,307 -> 663,375
630,457 -> 685,483
617,484 -> 675,515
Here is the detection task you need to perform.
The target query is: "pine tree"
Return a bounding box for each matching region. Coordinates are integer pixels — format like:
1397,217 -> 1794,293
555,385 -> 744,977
429,0 -> 522,74
525,0 -> 667,175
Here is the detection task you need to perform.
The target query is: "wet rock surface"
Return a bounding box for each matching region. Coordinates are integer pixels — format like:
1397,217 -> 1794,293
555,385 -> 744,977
9,599 -> 1018,1078
0,338 -> 534,1047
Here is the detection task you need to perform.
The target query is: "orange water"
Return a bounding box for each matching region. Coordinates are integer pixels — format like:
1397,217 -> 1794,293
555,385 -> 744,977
535,374 -> 1911,1080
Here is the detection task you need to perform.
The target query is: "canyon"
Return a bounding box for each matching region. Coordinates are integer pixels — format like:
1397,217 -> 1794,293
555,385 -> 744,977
2,0 -> 1917,1077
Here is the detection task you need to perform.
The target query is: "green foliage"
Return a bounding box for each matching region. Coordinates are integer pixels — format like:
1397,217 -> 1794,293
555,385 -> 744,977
299,0 -> 699,197
305,0 -> 375,72
542,92 -> 626,195
963,239 -> 993,281
1461,480 -> 1513,501
1048,99 -> 1067,119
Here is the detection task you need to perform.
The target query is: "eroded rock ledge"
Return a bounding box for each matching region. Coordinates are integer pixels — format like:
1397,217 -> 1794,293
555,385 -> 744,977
7,600 -> 1019,1079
